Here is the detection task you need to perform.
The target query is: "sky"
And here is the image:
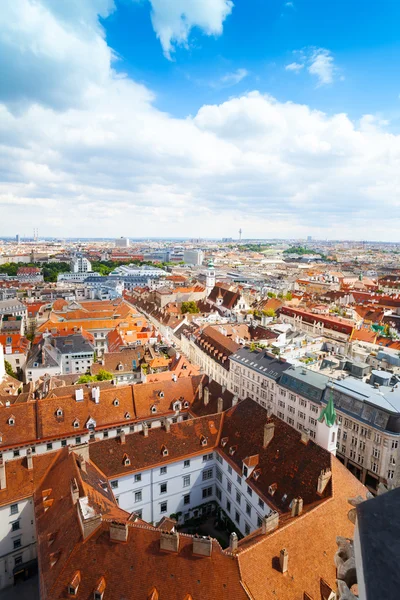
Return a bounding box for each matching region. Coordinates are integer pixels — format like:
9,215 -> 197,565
1,0 -> 400,241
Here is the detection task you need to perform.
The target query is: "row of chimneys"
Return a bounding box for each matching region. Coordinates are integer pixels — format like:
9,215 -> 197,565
199,382 -> 238,410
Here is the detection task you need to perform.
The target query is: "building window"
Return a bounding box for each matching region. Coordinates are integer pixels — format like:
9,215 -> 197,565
47,443 -> 53,451
287,417 -> 294,426
184,459 -> 190,468
258,498 -> 264,509
309,417 -> 317,427
61,440 -> 67,447
13,450 -> 20,458
388,470 -> 395,480
160,467 -> 167,475
135,491 -> 142,503
111,480 -> 118,489
12,521 -> 20,532
391,440 -> 398,450
216,454 -> 223,464
372,447 -> 380,459
183,475 -> 191,488
202,486 -> 213,499
202,468 -> 213,481
226,500 -> 231,513
14,556 -> 23,567
10,504 -> 18,515
246,502 -> 251,516
257,515 -> 263,528
371,462 -> 379,474
227,480 -> 232,494
75,437 -> 81,444
160,502 -> 167,513
13,538 -> 22,549
216,486 -> 222,501
160,483 -> 167,494
134,474 -> 142,483
247,485 -> 252,497
236,491 -> 241,505
216,468 -> 222,483
227,465 -> 232,475
235,511 -> 240,524
184,494 -> 190,505
245,522 -> 251,535
236,475 -> 241,485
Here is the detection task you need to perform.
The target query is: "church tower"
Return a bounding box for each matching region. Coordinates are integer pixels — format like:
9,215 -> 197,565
316,385 -> 338,455
206,259 -> 215,297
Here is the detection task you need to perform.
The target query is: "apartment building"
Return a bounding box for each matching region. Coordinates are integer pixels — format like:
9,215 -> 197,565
230,347 -> 400,493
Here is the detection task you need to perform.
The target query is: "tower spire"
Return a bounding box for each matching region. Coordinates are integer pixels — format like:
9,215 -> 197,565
318,387 -> 337,428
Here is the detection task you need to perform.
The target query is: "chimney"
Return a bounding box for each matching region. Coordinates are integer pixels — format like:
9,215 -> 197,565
142,423 -> 149,437
92,386 -> 100,404
198,382 -> 203,400
204,386 -> 210,406
279,548 -> 289,573
71,478 -> 79,504
222,385 -> 227,394
165,419 -> 171,433
193,536 -> 213,557
217,397 -> 223,413
291,497 -> 303,517
77,454 -> 87,474
300,429 -> 310,445
317,469 -> 332,495
0,459 -> 6,490
262,511 -> 279,534
232,395 -> 238,407
229,532 -> 238,552
27,448 -> 33,470
120,431 -> 126,445
110,521 -> 128,543
77,498 -> 102,540
160,531 -> 179,553
263,420 -> 275,448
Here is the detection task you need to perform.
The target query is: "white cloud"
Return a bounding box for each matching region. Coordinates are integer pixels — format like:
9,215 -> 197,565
220,68 -> 249,86
285,62 -> 304,73
0,1 -> 399,241
308,48 -> 335,86
147,0 -> 234,59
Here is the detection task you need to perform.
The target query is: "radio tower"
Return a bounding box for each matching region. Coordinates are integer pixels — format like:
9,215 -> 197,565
239,228 -> 242,242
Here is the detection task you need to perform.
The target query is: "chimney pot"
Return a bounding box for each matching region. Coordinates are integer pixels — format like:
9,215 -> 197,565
27,447 -> 33,470
120,431 -> 126,444
193,536 -> 212,557
217,397 -> 223,413
142,423 -> 149,437
232,395 -> 238,407
263,420 -> 275,448
317,468 -> 332,495
204,386 -> 210,406
110,521 -> 128,543
165,419 -> 171,432
160,531 -> 179,553
0,459 -> 6,490
229,532 -> 238,552
262,511 -> 279,534
279,548 -> 289,573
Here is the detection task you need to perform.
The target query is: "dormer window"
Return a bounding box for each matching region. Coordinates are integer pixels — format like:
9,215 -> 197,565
159,391 -> 164,398
173,401 -> 181,411
73,419 -> 79,429
151,405 -> 157,414
118,363 -> 124,371
8,416 -> 15,426
123,454 -> 131,466
161,445 -> 169,457
200,435 -> 208,447
229,445 -> 237,456
113,398 -> 119,407
67,570 -> 81,595
93,576 -> 106,600
0,433 -> 3,443
183,401 -> 189,409
268,483 -> 277,496
253,469 -> 261,481
221,437 -> 228,447
56,408 -> 63,417
125,412 -> 130,419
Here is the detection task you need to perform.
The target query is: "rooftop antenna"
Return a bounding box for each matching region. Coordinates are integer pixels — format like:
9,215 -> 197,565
239,228 -> 242,242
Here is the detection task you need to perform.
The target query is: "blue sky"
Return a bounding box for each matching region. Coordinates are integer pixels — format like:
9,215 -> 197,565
104,0 -> 400,122
1,0 -> 400,240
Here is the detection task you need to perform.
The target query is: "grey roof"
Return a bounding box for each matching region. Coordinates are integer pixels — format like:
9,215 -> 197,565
53,334 -> 94,355
0,298 -> 26,311
230,347 -> 291,380
279,366 -> 329,403
356,487 -> 400,600
330,377 -> 400,414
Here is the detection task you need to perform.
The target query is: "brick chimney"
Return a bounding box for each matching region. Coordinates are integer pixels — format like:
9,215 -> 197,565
70,478 -> 79,504
317,468 -> 332,495
204,386 -> 210,406
262,511 -> 279,534
263,420 -> 275,448
142,422 -> 149,437
26,447 -> 33,470
198,382 -> 203,400
165,419 -> 171,433
120,431 -> 126,445
110,521 -> 128,543
279,548 -> 288,573
0,459 -> 6,490
300,429 -> 310,445
193,536 -> 213,557
229,532 -> 238,552
217,397 -> 223,413
160,531 -> 179,553
232,395 -> 238,407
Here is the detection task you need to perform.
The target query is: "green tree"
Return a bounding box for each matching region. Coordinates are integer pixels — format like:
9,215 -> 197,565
285,292 -> 293,300
181,301 -> 200,314
4,360 -> 16,378
262,309 -> 276,318
97,369 -> 113,381
267,291 -> 276,298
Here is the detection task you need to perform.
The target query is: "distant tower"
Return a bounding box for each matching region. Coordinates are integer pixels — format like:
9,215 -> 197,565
316,385 -> 338,455
206,259 -> 215,297
239,228 -> 242,242
16,234 -> 20,244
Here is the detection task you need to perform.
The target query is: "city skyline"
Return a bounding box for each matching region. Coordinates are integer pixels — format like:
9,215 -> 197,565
1,1 -> 400,240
